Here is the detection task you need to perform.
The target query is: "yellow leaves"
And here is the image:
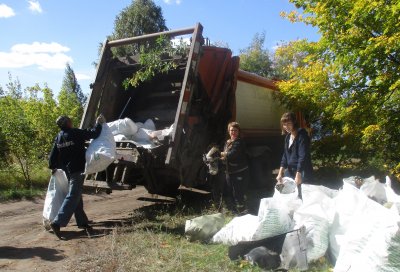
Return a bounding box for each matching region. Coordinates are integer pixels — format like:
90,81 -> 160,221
361,124 -> 381,146
394,163 -> 400,181
389,79 -> 400,91
280,10 -> 303,23
363,124 -> 380,135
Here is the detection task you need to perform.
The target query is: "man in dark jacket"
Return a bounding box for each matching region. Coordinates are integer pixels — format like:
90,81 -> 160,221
48,114 -> 105,240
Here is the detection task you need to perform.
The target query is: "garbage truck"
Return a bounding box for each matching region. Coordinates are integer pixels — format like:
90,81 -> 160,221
81,23 -> 287,196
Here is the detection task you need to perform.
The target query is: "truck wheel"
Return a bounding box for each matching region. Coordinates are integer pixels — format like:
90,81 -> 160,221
143,168 -> 180,197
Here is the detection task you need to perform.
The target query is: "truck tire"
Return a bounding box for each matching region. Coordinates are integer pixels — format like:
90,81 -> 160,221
143,168 -> 180,197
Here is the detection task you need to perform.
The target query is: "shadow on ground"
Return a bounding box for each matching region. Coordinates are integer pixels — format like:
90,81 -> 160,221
84,187 -> 275,238
0,246 -> 64,261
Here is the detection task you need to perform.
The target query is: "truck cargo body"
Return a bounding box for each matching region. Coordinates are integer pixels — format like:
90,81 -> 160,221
81,23 -> 285,195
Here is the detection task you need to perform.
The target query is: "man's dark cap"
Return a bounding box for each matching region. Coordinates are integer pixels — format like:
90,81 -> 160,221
56,116 -> 71,129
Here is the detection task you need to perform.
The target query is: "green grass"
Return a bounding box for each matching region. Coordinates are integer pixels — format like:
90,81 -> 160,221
0,187 -> 45,201
68,202 -> 333,272
0,164 -> 49,201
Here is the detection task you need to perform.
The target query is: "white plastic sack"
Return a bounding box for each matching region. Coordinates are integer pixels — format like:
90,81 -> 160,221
294,190 -> 335,261
130,124 -> 174,146
107,117 -> 138,136
42,170 -> 69,228
149,124 -> 174,141
334,190 -> 400,272
131,128 -> 153,142
385,177 -> 400,216
85,123 -> 116,174
302,184 -> 339,199
385,176 -> 400,203
135,122 -> 144,129
144,119 -> 156,130
273,178 -> 303,216
253,198 -> 293,241
130,119 -> 155,140
279,177 -> 297,194
329,184 -> 363,264
343,176 -> 365,188
360,176 -> 387,204
114,134 -> 128,142
185,213 -> 224,242
280,226 -> 308,271
212,214 -> 260,245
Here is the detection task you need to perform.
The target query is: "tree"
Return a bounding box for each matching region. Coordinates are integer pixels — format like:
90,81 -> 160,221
58,63 -> 85,126
0,96 -> 36,183
277,0 -> 400,177
0,118 -> 7,167
61,63 -> 87,106
0,72 -> 85,186
57,89 -> 83,128
271,39 -> 312,80
24,84 -> 59,155
6,72 -> 22,99
0,78 -> 61,186
239,32 -> 274,79
108,0 -> 168,57
0,79 -> 58,184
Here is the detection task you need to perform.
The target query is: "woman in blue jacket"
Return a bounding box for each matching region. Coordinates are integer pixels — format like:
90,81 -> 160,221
276,112 -> 313,185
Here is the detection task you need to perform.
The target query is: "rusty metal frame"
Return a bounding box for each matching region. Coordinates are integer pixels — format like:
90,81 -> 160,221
80,24 -> 201,129
165,23 -> 203,165
80,38 -> 111,129
107,26 -> 196,48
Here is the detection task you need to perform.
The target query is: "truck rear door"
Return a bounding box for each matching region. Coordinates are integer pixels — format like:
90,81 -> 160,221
165,23 -> 204,165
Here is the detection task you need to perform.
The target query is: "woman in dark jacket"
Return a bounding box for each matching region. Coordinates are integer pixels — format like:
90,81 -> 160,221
221,122 -> 249,212
276,112 -> 313,185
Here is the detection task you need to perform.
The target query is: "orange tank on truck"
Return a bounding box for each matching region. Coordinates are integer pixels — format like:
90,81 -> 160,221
81,23 -> 287,196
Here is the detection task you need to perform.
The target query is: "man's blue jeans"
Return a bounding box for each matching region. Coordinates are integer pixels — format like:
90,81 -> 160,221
53,172 -> 88,227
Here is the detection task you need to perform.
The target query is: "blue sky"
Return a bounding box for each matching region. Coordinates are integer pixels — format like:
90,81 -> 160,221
0,0 -> 319,97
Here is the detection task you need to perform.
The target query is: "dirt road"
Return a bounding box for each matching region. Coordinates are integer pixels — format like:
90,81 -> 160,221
0,186 -> 174,272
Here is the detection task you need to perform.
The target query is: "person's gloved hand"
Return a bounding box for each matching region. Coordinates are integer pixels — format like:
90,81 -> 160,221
96,114 -> 106,124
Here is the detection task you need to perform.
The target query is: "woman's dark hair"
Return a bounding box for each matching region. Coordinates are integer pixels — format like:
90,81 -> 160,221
280,112 -> 299,135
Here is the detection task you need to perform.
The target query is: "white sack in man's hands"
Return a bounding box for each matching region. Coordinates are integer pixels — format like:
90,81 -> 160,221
85,124 -> 116,174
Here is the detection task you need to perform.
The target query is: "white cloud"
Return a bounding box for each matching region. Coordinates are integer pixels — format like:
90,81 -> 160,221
0,4 -> 15,18
28,0 -> 42,14
75,73 -> 92,80
0,42 -> 73,70
271,45 -> 280,51
12,42 -> 69,54
163,0 -> 181,4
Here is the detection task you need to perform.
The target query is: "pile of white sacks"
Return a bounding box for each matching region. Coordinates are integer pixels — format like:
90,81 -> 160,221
212,176 -> 400,271
83,118 -> 174,175
107,117 -> 174,149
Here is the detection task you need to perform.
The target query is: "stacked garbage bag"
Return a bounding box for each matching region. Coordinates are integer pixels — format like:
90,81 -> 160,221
107,117 -> 174,149
185,176 -> 400,271
82,117 -> 173,177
